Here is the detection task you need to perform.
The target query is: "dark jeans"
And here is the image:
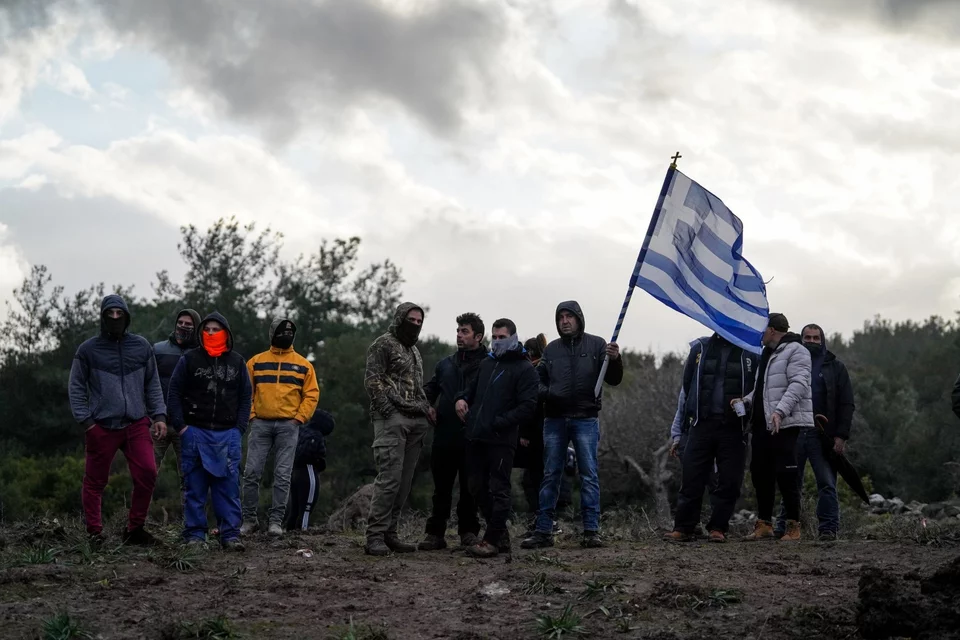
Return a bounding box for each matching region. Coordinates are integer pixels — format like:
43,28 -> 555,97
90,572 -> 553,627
425,442 -> 480,537
751,426 -> 801,522
521,464 -> 573,514
674,419 -> 746,534
536,417 -> 600,533
467,441 -> 514,546
284,464 -> 322,532
775,427 -> 839,535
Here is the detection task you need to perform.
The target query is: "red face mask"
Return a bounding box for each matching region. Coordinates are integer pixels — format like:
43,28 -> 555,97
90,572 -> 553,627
202,330 -> 228,357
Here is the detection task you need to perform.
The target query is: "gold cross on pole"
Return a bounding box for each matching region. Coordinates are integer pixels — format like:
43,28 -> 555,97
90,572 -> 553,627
670,151 -> 682,169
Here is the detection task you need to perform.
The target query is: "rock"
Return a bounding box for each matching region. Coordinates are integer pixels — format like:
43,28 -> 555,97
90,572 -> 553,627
869,494 -> 886,507
922,503 -> 946,518
888,498 -> 905,515
906,501 -> 926,514
325,483 -> 375,532
944,506 -> 960,518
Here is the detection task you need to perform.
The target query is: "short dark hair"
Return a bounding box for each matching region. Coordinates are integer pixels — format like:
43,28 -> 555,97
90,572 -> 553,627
456,312 -> 484,337
492,318 -> 517,336
767,312 -> 789,332
801,323 -> 824,340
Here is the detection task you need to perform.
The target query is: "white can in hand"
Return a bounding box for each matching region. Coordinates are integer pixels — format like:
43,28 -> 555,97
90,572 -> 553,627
732,399 -> 746,417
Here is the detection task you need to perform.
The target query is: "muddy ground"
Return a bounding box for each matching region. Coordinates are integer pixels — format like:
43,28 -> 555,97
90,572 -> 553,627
1,516 -> 958,640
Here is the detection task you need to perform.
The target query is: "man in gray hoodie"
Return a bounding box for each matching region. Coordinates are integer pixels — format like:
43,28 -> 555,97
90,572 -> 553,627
736,312 -> 813,542
69,294 -> 168,545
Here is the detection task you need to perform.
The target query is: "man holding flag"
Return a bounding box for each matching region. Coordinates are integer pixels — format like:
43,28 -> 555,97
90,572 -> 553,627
520,301 -> 623,550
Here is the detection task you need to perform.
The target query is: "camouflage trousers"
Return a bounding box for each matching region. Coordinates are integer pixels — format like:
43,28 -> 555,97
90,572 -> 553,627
365,414 -> 429,540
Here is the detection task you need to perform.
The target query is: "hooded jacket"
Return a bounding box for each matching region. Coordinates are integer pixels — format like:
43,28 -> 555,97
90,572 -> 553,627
153,308 -> 201,401
669,334 -> 758,442
166,312 -> 253,433
294,408 -> 336,469
458,344 -> 539,447
68,294 -> 167,430
744,333 -> 814,430
363,302 -> 429,420
423,345 -> 487,448
247,317 -> 320,424
538,301 -> 624,418
804,328 -> 856,440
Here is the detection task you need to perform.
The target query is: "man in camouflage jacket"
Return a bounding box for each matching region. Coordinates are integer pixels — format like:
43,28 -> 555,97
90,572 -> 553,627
363,302 -> 433,556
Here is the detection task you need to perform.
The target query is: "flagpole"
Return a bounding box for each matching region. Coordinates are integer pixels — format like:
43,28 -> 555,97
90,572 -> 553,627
593,152 -> 682,398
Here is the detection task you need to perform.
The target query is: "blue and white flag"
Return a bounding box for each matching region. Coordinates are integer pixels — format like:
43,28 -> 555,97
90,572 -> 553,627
631,168 -> 769,353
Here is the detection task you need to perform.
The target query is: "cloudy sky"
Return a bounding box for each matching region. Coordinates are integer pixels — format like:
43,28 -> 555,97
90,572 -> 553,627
2,0 -> 959,354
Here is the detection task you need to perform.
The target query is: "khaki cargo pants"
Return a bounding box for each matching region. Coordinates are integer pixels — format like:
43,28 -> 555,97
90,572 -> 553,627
365,413 -> 429,541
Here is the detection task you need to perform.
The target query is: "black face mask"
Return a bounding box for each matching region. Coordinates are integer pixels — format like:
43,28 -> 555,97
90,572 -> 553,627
175,328 -> 195,344
396,320 -> 422,347
272,335 -> 294,350
103,315 -> 125,338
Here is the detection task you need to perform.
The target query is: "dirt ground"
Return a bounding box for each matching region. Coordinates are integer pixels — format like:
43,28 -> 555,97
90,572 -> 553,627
1,517 -> 958,640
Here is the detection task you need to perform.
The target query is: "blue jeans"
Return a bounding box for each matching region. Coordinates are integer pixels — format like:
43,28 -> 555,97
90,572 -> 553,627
535,417 -> 600,533
181,427 -> 243,543
776,427 -> 839,535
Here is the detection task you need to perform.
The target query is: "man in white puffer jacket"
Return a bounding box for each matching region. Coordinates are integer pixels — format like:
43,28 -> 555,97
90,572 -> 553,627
735,313 -> 813,542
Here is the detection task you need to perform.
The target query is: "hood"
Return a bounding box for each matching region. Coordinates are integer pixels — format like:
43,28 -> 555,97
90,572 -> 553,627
555,300 -> 585,339
306,408 -> 335,436
388,302 -> 425,337
270,316 -> 297,340
776,332 -> 803,349
171,308 -> 201,346
100,294 -> 131,335
801,323 -> 829,353
200,311 -> 234,351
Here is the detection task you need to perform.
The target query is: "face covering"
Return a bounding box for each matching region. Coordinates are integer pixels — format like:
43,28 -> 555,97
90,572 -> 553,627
396,320 -> 422,347
103,313 -> 126,339
491,333 -> 519,358
175,327 -> 195,344
272,335 -> 294,349
805,342 -> 825,358
202,331 -> 229,357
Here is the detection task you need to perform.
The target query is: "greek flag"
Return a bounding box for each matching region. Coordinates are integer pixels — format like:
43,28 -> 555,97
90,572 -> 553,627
632,168 -> 769,353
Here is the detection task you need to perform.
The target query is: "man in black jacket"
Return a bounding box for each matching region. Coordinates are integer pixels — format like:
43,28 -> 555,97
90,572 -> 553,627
152,308 -> 200,496
774,323 -> 855,540
166,312 -> 252,550
521,301 -> 623,550
457,318 -> 539,558
418,313 -> 485,551
663,334 -> 758,543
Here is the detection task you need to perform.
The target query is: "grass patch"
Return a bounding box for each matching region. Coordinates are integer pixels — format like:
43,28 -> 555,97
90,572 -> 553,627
20,544 -> 60,565
148,544 -> 204,572
536,605 -> 586,639
328,617 -> 390,640
524,552 -> 568,569
521,572 -> 563,595
41,612 -> 94,640
578,577 -> 626,601
171,615 -> 239,639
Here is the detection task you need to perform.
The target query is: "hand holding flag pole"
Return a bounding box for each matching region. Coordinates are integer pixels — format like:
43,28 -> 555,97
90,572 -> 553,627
594,152 -> 683,398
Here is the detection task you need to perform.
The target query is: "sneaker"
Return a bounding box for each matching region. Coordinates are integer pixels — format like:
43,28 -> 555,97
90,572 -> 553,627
222,539 -> 246,552
418,534 -> 447,551
384,535 -> 416,553
121,526 -> 158,547
662,530 -> 695,542
743,519 -> 776,541
267,523 -> 283,537
365,537 -> 391,557
520,531 -> 554,549
581,531 -> 603,548
465,541 -> 499,558
460,532 -> 480,548
780,520 -> 801,542
708,530 -> 727,543
239,521 -> 258,536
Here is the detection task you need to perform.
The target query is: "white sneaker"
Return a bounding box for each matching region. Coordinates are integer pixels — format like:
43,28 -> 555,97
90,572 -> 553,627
267,523 -> 283,537
239,521 -> 258,536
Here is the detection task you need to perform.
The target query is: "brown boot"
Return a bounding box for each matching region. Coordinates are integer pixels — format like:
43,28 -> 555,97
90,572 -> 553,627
743,519 -> 776,541
662,530 -> 695,542
780,520 -> 801,542
707,530 -> 726,543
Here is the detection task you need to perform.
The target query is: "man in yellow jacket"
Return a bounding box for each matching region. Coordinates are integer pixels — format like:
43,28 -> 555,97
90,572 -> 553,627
240,318 -> 320,537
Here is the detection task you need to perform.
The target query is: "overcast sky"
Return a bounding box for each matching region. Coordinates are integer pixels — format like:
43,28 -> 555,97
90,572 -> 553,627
2,0 -> 959,354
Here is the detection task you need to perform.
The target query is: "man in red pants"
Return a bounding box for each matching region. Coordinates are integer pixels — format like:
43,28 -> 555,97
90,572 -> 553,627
68,294 -> 167,545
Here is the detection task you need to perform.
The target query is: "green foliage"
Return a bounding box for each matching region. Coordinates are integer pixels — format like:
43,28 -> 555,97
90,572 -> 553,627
327,618 -> 390,640
41,612 -> 94,640
536,605 -> 586,638
172,615 -> 238,640
578,577 -> 625,601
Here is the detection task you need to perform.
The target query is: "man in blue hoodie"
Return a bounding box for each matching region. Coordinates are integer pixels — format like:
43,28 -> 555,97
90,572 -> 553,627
774,323 -> 855,540
166,312 -> 252,550
69,294 -> 168,545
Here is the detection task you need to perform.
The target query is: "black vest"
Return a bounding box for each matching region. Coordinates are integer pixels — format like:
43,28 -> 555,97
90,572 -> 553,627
698,339 -> 747,421
180,349 -> 245,429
